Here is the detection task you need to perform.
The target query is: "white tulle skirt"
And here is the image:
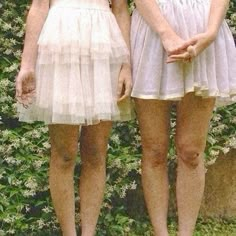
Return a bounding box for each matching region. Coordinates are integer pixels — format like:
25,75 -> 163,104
18,0 -> 132,125
131,0 -> 236,106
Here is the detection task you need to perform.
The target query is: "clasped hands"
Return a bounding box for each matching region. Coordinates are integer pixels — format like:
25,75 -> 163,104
162,31 -> 216,64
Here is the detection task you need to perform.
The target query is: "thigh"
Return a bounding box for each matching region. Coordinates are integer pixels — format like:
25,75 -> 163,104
134,98 -> 172,154
176,93 -> 215,150
49,124 -> 80,154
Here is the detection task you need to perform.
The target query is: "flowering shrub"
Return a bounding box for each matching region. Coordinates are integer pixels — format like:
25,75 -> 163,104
0,0 -> 235,235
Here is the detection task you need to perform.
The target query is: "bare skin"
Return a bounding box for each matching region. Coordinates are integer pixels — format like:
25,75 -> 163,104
135,99 -> 172,236
134,0 -> 229,235
49,122 -> 112,236
15,0 -> 49,104
135,94 -> 215,236
79,122 -> 112,236
175,94 -> 215,236
49,125 -> 79,236
167,0 -> 230,61
16,0 -> 131,235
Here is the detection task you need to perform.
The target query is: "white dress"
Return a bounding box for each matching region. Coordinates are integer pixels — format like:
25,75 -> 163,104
131,0 -> 236,106
18,0 -> 132,125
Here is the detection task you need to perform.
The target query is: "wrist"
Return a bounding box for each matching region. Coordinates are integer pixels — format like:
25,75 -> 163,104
205,29 -> 217,42
159,27 -> 175,41
20,62 -> 35,72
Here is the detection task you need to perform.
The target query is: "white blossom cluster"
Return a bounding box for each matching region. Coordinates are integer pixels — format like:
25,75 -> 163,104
0,0 -> 235,235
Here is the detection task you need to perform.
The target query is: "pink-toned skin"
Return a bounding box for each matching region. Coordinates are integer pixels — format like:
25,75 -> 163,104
134,0 -> 229,235
16,1 -> 132,236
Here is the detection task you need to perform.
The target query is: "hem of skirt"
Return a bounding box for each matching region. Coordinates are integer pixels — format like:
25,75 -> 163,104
18,114 -> 133,126
131,91 -> 236,106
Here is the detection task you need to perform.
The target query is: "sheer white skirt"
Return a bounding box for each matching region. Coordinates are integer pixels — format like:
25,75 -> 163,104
131,0 -> 236,106
18,0 -> 132,125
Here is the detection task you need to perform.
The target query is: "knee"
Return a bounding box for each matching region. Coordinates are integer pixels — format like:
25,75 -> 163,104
177,144 -> 203,168
51,145 -> 77,170
80,145 -> 106,168
142,142 -> 167,168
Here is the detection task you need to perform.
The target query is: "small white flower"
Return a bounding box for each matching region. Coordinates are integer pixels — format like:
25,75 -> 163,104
25,205 -> 30,213
25,177 -> 38,190
228,137 -> 236,148
33,160 -> 44,169
212,113 -> 222,122
6,229 -> 15,235
130,181 -> 137,190
206,158 -> 217,166
209,149 -> 220,157
43,141 -> 51,149
23,190 -> 36,197
222,147 -> 230,155
3,217 -> 12,223
42,206 -> 51,214
4,156 -> 16,165
37,219 -> 45,229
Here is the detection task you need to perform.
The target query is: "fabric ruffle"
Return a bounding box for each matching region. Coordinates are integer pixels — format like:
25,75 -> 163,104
131,0 -> 236,106
18,1 -> 132,125
37,6 -> 129,65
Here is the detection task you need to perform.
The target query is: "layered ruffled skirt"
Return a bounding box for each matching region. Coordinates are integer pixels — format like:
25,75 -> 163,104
131,0 -> 236,105
18,0 -> 132,125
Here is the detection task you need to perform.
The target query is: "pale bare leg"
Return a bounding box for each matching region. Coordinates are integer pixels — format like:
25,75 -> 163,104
79,121 -> 112,236
49,124 -> 80,236
135,98 -> 172,236
175,93 -> 215,236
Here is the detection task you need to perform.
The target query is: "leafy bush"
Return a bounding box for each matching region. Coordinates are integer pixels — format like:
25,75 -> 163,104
0,0 -> 235,235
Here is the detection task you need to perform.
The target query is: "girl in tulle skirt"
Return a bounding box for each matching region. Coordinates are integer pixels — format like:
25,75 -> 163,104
131,0 -> 236,235
16,0 -> 132,235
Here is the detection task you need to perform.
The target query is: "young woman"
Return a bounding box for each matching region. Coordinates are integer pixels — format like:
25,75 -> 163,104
16,0 -> 132,235
131,0 -> 236,235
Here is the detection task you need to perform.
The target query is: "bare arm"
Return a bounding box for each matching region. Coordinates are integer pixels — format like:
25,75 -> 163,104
21,0 -> 49,70
112,0 -> 131,60
134,0 -> 192,55
207,0 -> 230,39
16,0 -> 49,105
111,0 -> 132,101
169,0 -> 230,61
134,0 -> 173,39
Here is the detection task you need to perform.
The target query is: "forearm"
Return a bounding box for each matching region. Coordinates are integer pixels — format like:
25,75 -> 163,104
112,0 -> 131,64
134,0 -> 174,38
207,0 -> 230,38
21,3 -> 49,70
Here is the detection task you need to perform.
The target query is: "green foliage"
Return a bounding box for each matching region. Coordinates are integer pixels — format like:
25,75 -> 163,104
0,0 -> 235,235
169,218 -> 236,236
227,1 -> 236,29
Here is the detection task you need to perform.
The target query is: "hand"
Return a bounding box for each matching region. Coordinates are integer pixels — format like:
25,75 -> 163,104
15,69 -> 36,107
160,30 -> 193,63
117,64 -> 132,102
168,32 -> 215,62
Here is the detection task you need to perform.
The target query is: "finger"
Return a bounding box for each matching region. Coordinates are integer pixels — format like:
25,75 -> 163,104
166,57 -> 182,63
169,46 -> 186,55
169,39 -> 197,55
169,51 -> 191,60
184,37 -> 198,48
22,95 -> 32,108
117,79 -> 124,99
187,45 -> 197,57
118,82 -> 132,102
17,96 -> 28,106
